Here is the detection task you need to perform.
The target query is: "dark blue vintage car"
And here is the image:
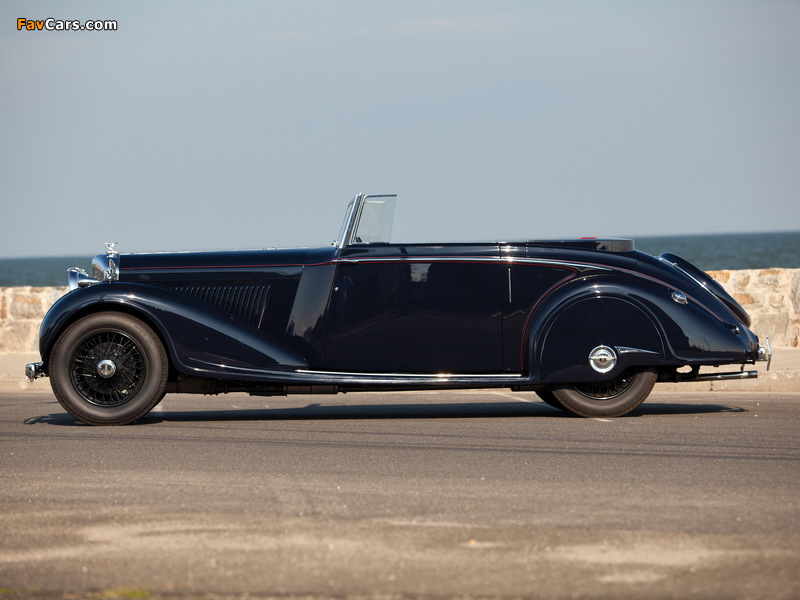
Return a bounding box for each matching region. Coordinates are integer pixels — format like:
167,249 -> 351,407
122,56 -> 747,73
27,194 -> 770,425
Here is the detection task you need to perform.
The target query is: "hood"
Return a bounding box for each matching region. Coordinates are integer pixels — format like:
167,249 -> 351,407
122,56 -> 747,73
115,246 -> 338,282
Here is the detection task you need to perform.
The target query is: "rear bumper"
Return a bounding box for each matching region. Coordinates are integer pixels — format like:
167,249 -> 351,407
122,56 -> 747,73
669,337 -> 771,384
757,337 -> 772,370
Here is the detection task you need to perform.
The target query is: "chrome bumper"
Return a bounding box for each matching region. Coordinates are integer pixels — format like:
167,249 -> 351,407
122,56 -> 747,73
684,337 -> 771,383
25,361 -> 45,381
757,337 -> 772,371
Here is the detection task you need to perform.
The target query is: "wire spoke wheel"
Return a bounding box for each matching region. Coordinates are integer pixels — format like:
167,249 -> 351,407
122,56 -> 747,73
50,312 -> 168,425
71,331 -> 146,407
571,369 -> 638,400
551,367 -> 657,418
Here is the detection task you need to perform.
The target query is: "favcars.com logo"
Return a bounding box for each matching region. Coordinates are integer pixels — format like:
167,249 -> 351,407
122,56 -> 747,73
17,18 -> 118,31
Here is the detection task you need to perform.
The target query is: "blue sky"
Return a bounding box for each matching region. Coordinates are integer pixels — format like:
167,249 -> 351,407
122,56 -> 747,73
1,1 -> 798,257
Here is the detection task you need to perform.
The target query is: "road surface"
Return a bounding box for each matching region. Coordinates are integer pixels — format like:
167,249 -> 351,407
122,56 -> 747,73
1,389 -> 798,599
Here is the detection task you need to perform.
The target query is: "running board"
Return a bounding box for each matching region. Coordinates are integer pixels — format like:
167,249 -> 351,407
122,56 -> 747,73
184,357 -> 531,386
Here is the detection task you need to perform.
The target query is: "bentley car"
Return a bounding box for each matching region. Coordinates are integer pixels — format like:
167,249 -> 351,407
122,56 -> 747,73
26,194 -> 771,425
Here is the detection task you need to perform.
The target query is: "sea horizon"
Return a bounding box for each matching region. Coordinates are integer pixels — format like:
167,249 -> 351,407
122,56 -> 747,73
1,230 -> 798,287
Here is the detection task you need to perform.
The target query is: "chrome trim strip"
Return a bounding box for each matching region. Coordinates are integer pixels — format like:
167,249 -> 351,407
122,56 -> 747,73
616,346 -> 661,356
658,255 -> 710,292
333,256 -> 610,271
185,357 -> 528,385
298,369 -> 525,382
505,257 -> 612,270
118,253 -> 610,274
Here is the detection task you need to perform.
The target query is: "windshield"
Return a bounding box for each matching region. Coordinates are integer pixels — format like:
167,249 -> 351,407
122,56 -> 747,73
335,194 -> 397,248
352,196 -> 396,244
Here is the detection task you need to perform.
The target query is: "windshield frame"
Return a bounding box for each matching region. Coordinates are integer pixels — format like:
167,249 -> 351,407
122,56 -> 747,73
335,194 -> 397,252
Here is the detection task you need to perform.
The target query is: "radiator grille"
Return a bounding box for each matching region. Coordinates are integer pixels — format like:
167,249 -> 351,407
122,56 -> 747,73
172,284 -> 270,329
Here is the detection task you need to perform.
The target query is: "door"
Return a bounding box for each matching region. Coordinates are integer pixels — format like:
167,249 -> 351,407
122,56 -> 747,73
325,245 -> 503,373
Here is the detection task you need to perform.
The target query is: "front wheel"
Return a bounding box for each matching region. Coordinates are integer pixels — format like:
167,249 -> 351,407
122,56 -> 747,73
550,367 -> 657,418
49,312 -> 168,425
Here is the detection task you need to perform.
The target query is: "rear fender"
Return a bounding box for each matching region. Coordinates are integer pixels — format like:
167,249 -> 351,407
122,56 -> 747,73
531,281 -> 665,384
39,283 -> 307,380
527,274 -> 753,384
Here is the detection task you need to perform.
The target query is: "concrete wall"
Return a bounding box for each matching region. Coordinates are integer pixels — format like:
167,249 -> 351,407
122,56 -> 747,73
0,286 -> 67,354
1,268 -> 798,354
709,268 -> 799,348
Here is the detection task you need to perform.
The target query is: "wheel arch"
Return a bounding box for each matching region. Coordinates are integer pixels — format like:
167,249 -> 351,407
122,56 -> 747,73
40,290 -> 175,375
39,283 -> 308,380
525,276 -> 668,384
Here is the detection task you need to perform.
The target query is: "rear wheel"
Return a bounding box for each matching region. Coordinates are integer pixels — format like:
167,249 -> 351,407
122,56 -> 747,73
49,312 -> 168,425
550,367 -> 657,418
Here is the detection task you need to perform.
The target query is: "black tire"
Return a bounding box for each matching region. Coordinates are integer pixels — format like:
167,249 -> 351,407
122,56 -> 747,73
536,390 -> 567,412
49,312 -> 168,425
550,367 -> 657,418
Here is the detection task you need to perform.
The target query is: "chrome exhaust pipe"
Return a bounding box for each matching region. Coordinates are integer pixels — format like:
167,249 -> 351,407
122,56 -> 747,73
690,370 -> 759,382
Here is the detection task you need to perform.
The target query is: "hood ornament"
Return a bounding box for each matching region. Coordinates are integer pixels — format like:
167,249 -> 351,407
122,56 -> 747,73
98,243 -> 120,283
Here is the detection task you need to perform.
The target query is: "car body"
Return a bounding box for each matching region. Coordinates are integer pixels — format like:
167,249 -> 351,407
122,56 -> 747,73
27,194 -> 771,424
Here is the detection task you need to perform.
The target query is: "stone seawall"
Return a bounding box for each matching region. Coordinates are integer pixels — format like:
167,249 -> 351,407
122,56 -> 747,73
0,286 -> 68,354
1,268 -> 799,354
710,269 -> 799,347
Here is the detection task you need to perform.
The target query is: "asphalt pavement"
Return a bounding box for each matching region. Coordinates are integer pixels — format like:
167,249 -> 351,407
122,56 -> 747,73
1,387 -> 798,599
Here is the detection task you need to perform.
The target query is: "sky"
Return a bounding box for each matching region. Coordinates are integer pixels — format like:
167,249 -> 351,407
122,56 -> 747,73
1,1 -> 798,257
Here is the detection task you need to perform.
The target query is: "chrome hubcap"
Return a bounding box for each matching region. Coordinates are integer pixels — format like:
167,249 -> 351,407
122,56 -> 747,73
588,345 -> 617,373
96,359 -> 117,379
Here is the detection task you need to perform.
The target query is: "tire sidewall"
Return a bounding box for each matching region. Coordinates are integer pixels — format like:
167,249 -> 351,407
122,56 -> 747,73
552,367 -> 657,418
49,312 -> 168,425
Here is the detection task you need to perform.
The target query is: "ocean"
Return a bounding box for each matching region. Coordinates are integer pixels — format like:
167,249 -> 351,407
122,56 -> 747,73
633,231 -> 800,272
0,231 -> 798,287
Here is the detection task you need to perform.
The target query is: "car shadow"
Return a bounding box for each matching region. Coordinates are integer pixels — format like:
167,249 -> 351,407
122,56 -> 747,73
25,399 -> 747,426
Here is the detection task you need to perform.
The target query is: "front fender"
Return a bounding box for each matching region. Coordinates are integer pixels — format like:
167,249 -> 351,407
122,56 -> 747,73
39,283 -> 307,380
